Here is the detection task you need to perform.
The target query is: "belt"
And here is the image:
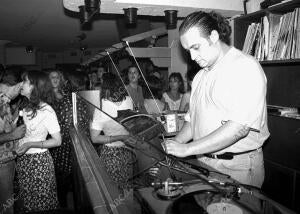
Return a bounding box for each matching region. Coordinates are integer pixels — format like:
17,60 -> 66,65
203,148 -> 261,160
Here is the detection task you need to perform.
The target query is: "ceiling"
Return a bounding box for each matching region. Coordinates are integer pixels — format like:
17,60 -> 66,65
0,0 -> 243,52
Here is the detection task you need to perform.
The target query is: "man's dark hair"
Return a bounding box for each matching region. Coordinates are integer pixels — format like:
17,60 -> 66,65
179,11 -> 232,45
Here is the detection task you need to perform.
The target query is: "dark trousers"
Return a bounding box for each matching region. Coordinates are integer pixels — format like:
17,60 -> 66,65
0,161 -> 15,214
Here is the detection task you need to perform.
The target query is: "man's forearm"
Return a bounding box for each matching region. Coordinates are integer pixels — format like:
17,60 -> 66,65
174,121 -> 193,144
186,120 -> 249,155
0,132 -> 16,145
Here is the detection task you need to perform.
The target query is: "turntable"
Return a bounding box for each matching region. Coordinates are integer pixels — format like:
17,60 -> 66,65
170,189 -> 244,214
137,182 -> 296,214
169,188 -> 287,214
135,160 -> 297,214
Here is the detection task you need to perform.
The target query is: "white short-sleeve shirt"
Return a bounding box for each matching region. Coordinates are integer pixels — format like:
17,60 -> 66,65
162,92 -> 183,111
18,103 -> 60,154
188,47 -> 270,154
90,96 -> 133,147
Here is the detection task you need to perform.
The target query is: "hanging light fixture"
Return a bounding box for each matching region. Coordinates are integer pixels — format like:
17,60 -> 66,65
123,7 -> 138,25
79,5 -> 89,24
84,0 -> 100,12
78,0 -> 100,26
164,10 -> 178,29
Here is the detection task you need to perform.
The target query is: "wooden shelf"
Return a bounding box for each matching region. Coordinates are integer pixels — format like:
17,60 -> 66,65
234,1 -> 300,212
234,0 -> 300,22
268,112 -> 300,120
260,59 -> 300,65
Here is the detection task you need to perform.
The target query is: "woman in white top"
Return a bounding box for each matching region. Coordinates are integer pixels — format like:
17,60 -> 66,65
15,70 -> 61,212
90,73 -> 134,191
162,72 -> 185,111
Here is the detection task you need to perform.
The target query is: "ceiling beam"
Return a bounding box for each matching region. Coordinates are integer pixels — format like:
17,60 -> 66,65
122,27 -> 167,43
63,0 -> 243,17
82,27 -> 168,65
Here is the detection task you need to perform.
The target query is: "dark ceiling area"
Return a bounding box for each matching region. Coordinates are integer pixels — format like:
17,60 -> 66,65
0,0 -> 169,52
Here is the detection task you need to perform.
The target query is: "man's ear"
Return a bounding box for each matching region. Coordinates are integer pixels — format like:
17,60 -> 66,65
209,30 -> 219,44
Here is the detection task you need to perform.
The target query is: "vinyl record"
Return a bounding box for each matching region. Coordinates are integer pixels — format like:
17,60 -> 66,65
169,190 -> 243,214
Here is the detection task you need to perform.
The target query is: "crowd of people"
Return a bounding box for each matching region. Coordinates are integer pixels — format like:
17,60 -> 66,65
0,61 -> 191,213
0,66 -> 91,213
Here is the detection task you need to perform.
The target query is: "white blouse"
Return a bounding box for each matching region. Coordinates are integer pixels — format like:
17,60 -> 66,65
162,92 -> 182,111
90,96 -> 133,147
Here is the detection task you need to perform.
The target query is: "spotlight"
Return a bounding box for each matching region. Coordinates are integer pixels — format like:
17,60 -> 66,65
80,45 -> 87,51
164,10 -> 178,29
123,8 -> 138,25
26,46 -> 33,53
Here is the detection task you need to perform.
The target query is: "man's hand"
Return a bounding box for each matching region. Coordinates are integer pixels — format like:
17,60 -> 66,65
11,124 -> 26,140
16,142 -> 31,156
164,139 -> 190,158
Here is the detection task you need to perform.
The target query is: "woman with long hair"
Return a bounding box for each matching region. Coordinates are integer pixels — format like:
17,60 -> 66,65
15,70 -> 61,212
162,72 -> 185,111
90,73 -> 135,191
48,69 -> 65,100
125,65 -> 147,113
48,69 -> 90,207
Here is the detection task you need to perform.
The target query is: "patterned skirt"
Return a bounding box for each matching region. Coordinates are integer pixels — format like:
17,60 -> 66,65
16,150 -> 59,213
99,146 -> 136,191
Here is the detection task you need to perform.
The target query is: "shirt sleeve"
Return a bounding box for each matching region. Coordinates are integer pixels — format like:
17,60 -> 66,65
225,58 -> 267,130
44,106 -> 60,134
125,96 -> 134,110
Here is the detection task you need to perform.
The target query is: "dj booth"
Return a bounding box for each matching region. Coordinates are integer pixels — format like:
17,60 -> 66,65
70,92 -> 296,214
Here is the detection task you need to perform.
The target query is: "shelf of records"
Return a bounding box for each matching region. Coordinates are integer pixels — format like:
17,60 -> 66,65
268,105 -> 300,120
241,7 -> 300,61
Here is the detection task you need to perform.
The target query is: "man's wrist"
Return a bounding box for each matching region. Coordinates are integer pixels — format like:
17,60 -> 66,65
185,143 -> 193,156
27,141 -> 34,148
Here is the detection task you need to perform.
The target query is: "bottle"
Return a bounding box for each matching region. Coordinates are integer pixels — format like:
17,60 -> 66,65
16,110 -> 24,126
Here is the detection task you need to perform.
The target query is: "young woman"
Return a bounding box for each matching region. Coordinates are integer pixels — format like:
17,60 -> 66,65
48,69 -> 90,207
162,72 -> 185,111
125,65 -> 147,113
15,70 -> 61,212
90,73 -> 135,191
49,69 -> 65,100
